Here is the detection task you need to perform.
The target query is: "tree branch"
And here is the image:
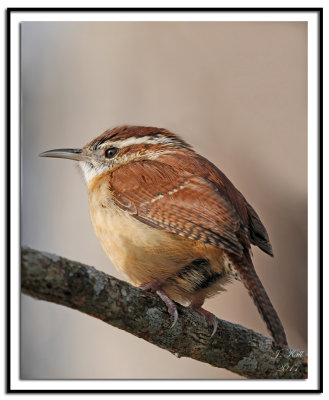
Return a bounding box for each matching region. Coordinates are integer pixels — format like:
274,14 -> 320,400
21,246 -> 307,379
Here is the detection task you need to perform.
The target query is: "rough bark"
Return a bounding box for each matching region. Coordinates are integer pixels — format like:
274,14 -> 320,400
21,246 -> 307,379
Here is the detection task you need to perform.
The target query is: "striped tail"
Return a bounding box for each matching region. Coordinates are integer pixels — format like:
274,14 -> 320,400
234,256 -> 287,347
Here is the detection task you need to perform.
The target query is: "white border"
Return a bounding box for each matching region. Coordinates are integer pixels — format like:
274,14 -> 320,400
9,9 -> 320,392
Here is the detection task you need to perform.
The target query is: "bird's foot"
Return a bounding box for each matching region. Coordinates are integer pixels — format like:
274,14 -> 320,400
156,289 -> 179,328
190,305 -> 218,337
139,280 -> 178,328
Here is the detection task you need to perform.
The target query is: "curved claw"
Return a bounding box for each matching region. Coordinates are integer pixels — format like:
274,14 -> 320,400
190,305 -> 218,337
209,314 -> 218,337
140,282 -> 178,328
170,308 -> 179,328
156,289 -> 179,328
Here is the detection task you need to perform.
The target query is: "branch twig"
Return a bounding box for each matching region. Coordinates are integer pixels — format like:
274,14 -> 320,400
21,246 -> 307,379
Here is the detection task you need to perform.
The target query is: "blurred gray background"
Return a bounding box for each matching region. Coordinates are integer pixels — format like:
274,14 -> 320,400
21,21 -> 307,379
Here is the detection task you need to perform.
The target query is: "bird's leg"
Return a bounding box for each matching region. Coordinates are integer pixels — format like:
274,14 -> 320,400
139,279 -> 163,292
139,280 -> 178,328
189,300 -> 218,337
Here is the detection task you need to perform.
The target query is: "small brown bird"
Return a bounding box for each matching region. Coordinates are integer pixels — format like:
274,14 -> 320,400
40,125 -> 287,346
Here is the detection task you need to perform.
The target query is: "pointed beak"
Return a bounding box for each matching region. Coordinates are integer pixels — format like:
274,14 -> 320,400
39,148 -> 91,162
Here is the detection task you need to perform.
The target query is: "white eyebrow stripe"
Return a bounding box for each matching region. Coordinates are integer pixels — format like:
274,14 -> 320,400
98,135 -> 179,149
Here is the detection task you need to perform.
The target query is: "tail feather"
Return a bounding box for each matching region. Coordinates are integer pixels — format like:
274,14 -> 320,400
247,202 -> 274,257
234,256 -> 287,347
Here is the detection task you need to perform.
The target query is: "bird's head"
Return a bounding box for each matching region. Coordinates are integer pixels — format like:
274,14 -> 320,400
39,125 -> 193,185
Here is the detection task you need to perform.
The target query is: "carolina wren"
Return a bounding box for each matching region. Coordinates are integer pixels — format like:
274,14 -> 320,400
40,125 -> 287,346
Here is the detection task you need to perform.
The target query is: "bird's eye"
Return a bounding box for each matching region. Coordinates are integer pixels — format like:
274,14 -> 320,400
104,147 -> 119,159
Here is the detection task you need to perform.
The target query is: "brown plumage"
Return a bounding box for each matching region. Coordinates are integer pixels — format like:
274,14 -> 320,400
40,125 -> 287,346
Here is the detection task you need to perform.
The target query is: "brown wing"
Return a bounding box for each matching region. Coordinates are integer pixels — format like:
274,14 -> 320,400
110,160 -> 244,256
155,151 -> 273,256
